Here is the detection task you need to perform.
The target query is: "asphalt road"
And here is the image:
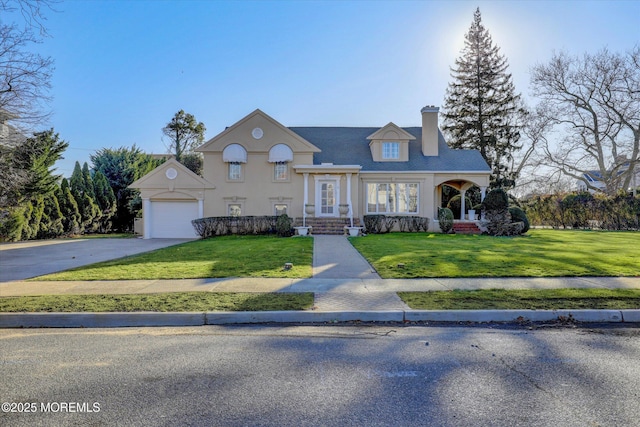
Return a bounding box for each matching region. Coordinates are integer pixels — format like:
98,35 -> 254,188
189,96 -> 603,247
1,325 -> 639,426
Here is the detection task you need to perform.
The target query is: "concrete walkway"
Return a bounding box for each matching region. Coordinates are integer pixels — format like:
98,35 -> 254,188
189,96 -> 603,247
312,235 -> 380,279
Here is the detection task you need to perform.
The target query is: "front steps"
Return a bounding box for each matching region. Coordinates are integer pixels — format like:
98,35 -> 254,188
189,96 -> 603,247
294,218 -> 362,235
453,221 -> 482,234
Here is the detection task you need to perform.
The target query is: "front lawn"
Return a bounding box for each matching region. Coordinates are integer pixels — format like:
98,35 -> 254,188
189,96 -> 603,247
350,229 -> 640,278
398,288 -> 640,310
0,292 -> 314,312
34,235 -> 313,280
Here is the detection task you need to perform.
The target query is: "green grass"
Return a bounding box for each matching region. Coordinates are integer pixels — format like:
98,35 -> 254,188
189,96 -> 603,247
75,233 -> 136,239
350,229 -> 640,278
34,235 -> 313,280
398,288 -> 640,310
0,292 -> 314,312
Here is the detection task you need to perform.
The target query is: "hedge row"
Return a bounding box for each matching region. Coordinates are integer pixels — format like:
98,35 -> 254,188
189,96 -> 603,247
191,215 -> 293,238
363,215 -> 430,234
523,192 -> 640,230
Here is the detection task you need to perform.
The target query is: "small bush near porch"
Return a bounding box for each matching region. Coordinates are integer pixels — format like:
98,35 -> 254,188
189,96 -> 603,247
34,235 -> 313,280
349,229 -> 640,278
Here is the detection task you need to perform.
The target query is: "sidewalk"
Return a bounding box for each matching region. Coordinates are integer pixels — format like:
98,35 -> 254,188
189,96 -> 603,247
1,235 -> 639,327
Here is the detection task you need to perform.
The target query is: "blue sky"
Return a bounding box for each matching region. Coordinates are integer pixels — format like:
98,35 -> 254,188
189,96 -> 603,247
17,0 -> 640,176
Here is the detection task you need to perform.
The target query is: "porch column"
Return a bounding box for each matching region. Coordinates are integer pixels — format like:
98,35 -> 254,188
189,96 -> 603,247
460,189 -> 467,220
303,173 -> 309,224
142,198 -> 151,239
346,173 -> 353,226
198,199 -> 204,218
480,186 -> 487,221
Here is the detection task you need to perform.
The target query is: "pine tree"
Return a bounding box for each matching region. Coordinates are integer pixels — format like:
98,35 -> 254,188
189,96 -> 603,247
58,178 -> 81,235
441,8 -> 526,188
70,161 -> 100,232
92,170 -> 117,233
38,190 -> 64,239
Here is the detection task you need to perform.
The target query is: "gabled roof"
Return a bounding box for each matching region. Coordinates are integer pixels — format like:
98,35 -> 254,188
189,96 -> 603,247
289,127 -> 490,172
129,158 -> 213,189
197,109 -> 321,153
366,122 -> 416,141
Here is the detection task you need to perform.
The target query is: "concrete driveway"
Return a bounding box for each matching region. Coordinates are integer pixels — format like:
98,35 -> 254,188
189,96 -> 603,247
0,238 -> 194,282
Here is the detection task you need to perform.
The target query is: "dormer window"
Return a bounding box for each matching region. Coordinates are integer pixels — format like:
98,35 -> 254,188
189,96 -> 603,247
367,124 -> 415,162
382,142 -> 400,160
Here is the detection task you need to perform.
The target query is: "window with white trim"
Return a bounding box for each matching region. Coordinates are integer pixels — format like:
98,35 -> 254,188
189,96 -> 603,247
228,162 -> 242,180
274,162 -> 289,181
382,142 -> 400,159
367,183 -> 418,214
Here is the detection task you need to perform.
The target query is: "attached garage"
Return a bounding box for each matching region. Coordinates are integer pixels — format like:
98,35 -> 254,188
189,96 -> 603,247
149,201 -> 199,238
129,159 -> 214,239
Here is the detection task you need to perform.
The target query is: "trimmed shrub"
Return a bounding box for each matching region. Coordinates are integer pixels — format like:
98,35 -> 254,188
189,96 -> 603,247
192,216 -> 279,238
483,188 -> 523,236
482,188 -> 509,211
363,215 -> 430,234
447,194 -> 473,219
275,214 -> 293,237
509,206 -> 530,233
438,208 -> 454,234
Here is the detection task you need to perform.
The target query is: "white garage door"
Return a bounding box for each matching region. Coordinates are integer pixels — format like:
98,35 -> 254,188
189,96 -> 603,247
150,201 -> 199,238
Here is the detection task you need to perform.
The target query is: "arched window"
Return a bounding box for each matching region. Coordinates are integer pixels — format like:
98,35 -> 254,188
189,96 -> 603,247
268,144 -> 293,181
222,144 -> 247,181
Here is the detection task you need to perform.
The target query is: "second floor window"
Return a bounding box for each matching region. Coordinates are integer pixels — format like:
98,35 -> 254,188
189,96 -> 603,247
274,162 -> 288,181
228,162 -> 242,180
382,142 -> 400,159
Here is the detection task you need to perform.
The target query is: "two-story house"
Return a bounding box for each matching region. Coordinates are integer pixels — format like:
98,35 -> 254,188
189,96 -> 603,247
130,106 -> 491,238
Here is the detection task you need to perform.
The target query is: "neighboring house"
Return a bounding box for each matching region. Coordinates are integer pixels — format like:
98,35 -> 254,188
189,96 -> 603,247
577,161 -> 640,194
130,107 -> 491,238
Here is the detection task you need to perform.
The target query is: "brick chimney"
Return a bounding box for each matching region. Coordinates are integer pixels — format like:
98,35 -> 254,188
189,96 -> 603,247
420,105 -> 439,156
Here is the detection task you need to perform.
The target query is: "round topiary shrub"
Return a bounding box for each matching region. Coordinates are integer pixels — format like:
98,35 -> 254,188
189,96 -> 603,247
482,188 -> 509,211
438,207 -> 454,234
447,194 -> 473,219
509,206 -> 530,234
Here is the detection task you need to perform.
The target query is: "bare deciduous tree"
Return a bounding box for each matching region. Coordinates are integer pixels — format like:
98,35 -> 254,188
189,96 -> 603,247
0,0 -> 56,127
530,47 -> 640,195
0,0 -> 56,209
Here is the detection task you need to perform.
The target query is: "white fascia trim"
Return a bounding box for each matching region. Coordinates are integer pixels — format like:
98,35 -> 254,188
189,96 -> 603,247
358,170 -> 491,174
293,164 -> 362,173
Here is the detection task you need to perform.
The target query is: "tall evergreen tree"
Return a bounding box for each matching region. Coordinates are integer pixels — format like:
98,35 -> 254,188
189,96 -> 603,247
91,146 -> 162,231
38,190 -> 64,239
92,170 -> 116,233
69,161 -> 99,233
58,178 -> 81,235
0,129 -> 68,241
441,8 -> 526,188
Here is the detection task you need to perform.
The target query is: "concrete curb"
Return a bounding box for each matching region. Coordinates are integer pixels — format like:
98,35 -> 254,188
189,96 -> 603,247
0,312 -> 206,328
405,309 -> 625,323
206,310 -> 404,325
1,309 -> 639,328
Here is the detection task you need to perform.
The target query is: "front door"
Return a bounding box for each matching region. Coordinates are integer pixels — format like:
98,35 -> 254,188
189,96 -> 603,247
317,179 -> 338,217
